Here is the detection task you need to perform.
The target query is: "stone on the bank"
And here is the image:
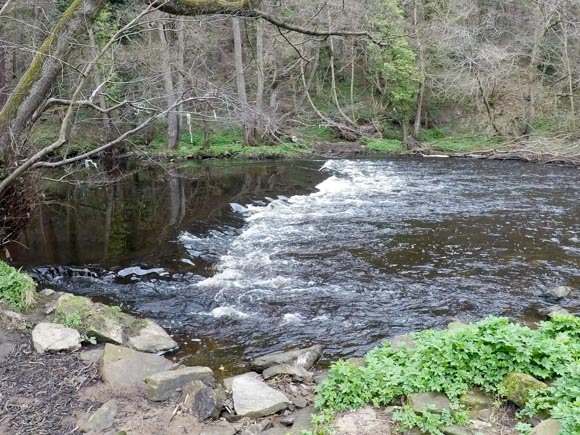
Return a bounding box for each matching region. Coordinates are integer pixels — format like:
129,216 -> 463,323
55,294 -> 93,318
32,322 -> 81,353
223,372 -> 260,391
200,421 -> 237,435
407,392 -> 452,414
79,348 -> 104,365
87,314 -> 123,345
543,305 -> 570,318
145,366 -> 214,401
182,380 -> 224,421
127,319 -> 178,354
39,288 -> 56,297
100,343 -> 174,387
231,373 -> 290,418
391,335 -> 416,351
262,364 -> 313,382
251,345 -> 322,372
77,399 -> 117,432
460,388 -> 493,418
499,373 -> 547,407
263,406 -> 313,435
531,419 -> 561,435
447,321 -> 468,331
546,286 -> 572,300
334,406 -> 389,435
345,357 -> 365,368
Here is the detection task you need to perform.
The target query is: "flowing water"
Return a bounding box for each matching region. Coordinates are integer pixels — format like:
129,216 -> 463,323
14,158 -> 580,373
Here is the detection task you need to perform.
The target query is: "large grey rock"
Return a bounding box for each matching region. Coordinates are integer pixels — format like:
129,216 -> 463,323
542,305 -> 570,318
232,373 -> 290,418
499,373 -> 547,407
127,319 -> 178,354
79,348 -> 104,365
442,425 -> 474,435
263,407 -> 313,435
182,380 -> 224,421
391,335 -> 416,351
86,314 -> 123,345
407,392 -> 452,414
546,286 -> 572,300
251,345 -> 322,372
334,407 -> 390,435
531,419 -> 561,435
32,323 -> 81,354
77,399 -> 117,432
459,388 -> 493,418
100,343 -> 174,387
223,372 -> 260,391
144,366 -> 214,401
39,288 -> 56,297
262,364 -> 313,383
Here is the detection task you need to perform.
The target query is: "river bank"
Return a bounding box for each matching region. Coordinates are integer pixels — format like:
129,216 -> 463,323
1,281 -> 577,435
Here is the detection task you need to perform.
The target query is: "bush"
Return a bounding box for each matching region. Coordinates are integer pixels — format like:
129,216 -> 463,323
315,315 -> 580,434
0,260 -> 36,311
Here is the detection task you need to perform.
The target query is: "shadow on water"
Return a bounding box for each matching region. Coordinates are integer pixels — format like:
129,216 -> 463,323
11,157 -> 580,374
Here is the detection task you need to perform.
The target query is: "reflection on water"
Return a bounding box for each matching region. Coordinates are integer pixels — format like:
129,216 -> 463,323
14,158 -> 580,371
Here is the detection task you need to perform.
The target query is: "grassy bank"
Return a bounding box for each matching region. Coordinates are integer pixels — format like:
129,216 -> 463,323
0,260 -> 36,311
311,315 -> 580,434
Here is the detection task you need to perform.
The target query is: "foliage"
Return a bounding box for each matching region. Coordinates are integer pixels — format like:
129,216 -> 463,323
393,406 -> 470,435
0,260 -> 36,311
364,138 -> 405,153
315,315 -> 580,433
368,0 -> 419,121
62,312 -> 82,328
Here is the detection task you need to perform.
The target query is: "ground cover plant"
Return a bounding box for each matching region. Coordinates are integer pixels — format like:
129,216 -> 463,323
315,315 -> 580,434
0,260 -> 36,311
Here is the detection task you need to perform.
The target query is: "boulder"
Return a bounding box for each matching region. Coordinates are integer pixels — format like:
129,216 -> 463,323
144,366 -> 214,401
251,345 -> 322,372
127,319 -> 178,354
442,425 -> 474,435
546,286 -> 572,300
459,388 -> 493,418
223,372 -> 260,391
447,322 -> 468,331
86,314 -> 123,345
263,407 -> 313,435
231,373 -> 290,418
407,392 -> 452,414
239,419 -> 273,435
391,335 -> 416,351
334,406 -> 389,435
345,357 -> 365,368
55,294 -> 93,318
32,323 -> 81,354
531,419 -> 561,435
262,364 -> 313,383
79,348 -> 104,365
77,399 -> 117,432
39,288 -> 56,297
500,373 -> 547,407
542,305 -> 570,318
182,380 -> 224,421
100,343 -> 174,387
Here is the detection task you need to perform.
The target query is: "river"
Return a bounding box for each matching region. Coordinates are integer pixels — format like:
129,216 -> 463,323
13,157 -> 580,372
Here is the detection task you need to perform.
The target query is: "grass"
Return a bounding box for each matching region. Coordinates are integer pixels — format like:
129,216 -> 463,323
364,137 -> 405,153
313,315 -> 580,435
0,260 -> 36,311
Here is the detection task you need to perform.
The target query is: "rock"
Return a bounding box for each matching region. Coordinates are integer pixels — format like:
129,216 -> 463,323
231,373 -> 290,418
407,392 -> 452,414
531,419 -> 561,435
313,370 -> 328,385
55,294 -> 93,318
182,380 -> 224,421
145,366 -> 214,401
499,373 -> 547,407
32,323 -> 81,353
223,372 -> 260,391
39,289 -> 56,296
86,314 -> 124,345
459,388 -> 493,418
240,419 -> 273,435
77,399 -> 117,432
442,425 -> 474,435
280,416 -> 295,426
334,406 -> 389,435
79,348 -> 104,365
44,300 -> 58,315
542,305 -> 570,318
263,407 -> 313,435
251,345 -> 322,372
127,319 -> 178,354
262,364 -> 313,383
391,335 -> 416,351
100,343 -> 174,387
546,286 -> 572,300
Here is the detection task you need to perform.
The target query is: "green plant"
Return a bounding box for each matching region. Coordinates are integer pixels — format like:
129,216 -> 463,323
62,312 -> 82,328
393,406 -> 470,435
315,315 -> 580,433
0,260 -> 36,310
80,333 -> 97,345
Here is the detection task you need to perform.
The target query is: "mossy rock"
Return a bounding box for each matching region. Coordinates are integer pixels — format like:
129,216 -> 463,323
499,372 -> 547,407
55,294 -> 93,321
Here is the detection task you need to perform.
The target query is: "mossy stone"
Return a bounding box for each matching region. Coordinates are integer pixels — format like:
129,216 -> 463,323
499,372 -> 547,407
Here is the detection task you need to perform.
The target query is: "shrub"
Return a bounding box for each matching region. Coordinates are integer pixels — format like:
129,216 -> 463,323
315,315 -> 580,434
0,260 -> 36,311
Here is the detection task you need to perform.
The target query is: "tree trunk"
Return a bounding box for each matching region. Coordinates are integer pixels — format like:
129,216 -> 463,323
255,18 -> 265,140
0,0 -> 107,163
232,17 -> 254,145
158,22 -> 180,150
523,26 -> 543,136
0,45 -> 6,109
